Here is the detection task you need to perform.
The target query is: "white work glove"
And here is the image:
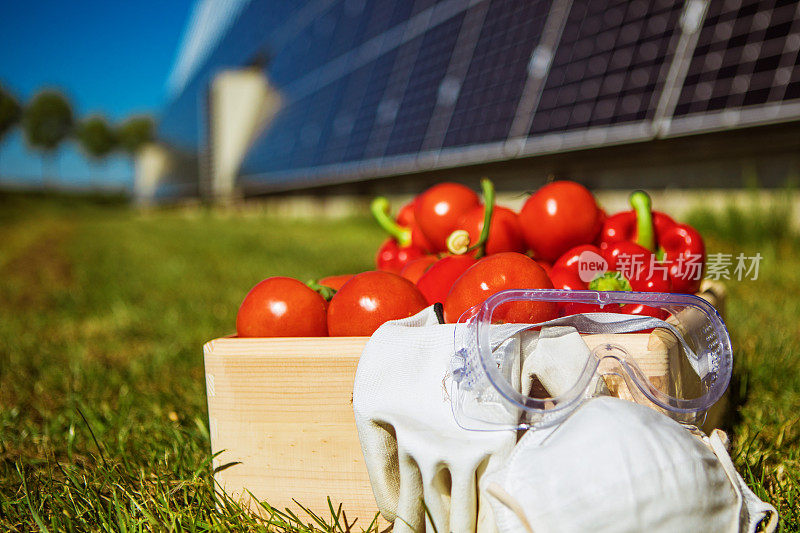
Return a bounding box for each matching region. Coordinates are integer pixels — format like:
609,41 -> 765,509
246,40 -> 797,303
518,325 -> 600,398
353,306 -> 516,533
484,396 -> 778,533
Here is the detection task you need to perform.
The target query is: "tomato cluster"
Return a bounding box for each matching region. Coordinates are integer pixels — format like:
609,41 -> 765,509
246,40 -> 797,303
236,271 -> 428,338
235,180 -> 706,337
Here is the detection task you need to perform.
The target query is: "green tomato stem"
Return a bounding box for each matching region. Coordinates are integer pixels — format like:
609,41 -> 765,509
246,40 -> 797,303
466,178 -> 495,259
306,280 -> 337,301
370,197 -> 412,247
629,190 -> 656,252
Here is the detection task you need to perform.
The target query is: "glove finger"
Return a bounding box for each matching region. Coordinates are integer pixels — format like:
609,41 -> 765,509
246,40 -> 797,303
448,459 -> 479,533
421,462 -> 452,533
393,448 -> 425,533
356,420 -> 401,521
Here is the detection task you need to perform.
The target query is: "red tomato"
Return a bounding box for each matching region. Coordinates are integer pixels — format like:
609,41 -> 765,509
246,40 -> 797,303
536,260 -> 553,277
456,205 -> 526,256
552,244 -> 604,272
416,255 -> 477,305
518,181 -> 602,262
327,271 -> 428,336
414,183 -> 480,252
443,252 -> 556,324
400,256 -> 438,284
236,277 -> 328,337
548,265 -> 587,291
318,274 -> 354,291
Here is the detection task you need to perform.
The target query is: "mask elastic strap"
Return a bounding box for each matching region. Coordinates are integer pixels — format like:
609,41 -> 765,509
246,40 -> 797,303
707,430 -> 779,532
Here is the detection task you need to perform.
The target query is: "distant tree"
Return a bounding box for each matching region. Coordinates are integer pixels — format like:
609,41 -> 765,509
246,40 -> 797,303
116,115 -> 155,155
0,85 -> 22,143
77,115 -> 117,160
77,115 -> 119,185
0,85 -> 22,174
22,90 -> 74,183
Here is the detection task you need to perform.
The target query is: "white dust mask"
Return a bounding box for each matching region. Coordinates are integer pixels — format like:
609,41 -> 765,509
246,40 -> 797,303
484,396 -> 778,533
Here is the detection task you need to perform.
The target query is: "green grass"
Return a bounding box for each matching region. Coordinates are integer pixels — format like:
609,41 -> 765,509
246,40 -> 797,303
1,191 -> 798,531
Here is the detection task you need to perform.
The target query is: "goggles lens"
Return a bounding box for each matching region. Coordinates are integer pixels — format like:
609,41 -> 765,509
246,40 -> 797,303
451,290 -> 731,431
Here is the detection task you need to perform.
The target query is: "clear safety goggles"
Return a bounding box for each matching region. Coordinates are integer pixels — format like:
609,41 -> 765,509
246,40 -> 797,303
451,289 -> 732,431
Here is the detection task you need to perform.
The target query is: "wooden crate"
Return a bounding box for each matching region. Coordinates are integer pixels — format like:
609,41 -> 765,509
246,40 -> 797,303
203,282 -> 725,525
204,336 -> 379,526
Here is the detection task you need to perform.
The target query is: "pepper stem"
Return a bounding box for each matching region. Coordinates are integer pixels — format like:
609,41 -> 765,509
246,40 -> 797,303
588,271 -> 632,291
370,197 -> 412,247
629,190 -> 656,252
306,280 -> 337,301
467,178 -> 496,258
446,230 -> 471,255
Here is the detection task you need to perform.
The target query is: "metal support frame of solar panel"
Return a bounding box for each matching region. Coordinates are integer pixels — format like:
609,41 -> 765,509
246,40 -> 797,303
233,0 -> 800,193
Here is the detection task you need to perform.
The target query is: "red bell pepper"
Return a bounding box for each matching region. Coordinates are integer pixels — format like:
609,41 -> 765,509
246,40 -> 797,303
371,197 -> 432,274
375,238 -> 426,274
444,178 -> 497,258
414,183 -> 480,252
393,198 -> 435,253
416,254 -> 477,305
603,241 -> 672,293
412,180 -> 497,304
600,191 -> 705,294
550,244 -> 669,319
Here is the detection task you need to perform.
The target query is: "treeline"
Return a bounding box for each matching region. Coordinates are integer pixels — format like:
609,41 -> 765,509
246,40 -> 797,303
0,84 -> 155,180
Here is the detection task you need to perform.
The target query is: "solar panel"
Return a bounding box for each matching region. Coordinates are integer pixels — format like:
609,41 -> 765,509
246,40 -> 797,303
442,0 -> 553,148
315,64 -> 374,165
666,0 -> 800,134
157,0 -> 800,193
384,11 -> 465,156
529,0 -> 684,135
343,47 -> 400,162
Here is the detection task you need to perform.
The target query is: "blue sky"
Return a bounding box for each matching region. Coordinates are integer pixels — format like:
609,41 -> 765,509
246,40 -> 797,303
0,0 -> 194,189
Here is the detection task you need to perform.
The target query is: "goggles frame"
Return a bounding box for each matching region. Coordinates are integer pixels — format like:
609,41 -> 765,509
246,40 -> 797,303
451,289 -> 732,431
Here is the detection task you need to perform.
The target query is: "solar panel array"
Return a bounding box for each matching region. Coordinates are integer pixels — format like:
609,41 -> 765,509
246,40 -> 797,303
158,0 -> 800,190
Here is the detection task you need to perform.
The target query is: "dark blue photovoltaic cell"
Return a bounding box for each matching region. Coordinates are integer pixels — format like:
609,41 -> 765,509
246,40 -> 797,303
286,80 -> 348,168
361,0 -> 415,42
315,63 -> 375,165
324,1 -> 369,62
529,0 -> 683,135
342,48 -> 400,162
251,95 -> 313,173
242,80 -> 348,174
384,11 -> 465,156
359,33 -> 427,159
674,0 -> 800,117
269,19 -> 324,87
411,0 -> 440,17
442,0 -> 552,148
